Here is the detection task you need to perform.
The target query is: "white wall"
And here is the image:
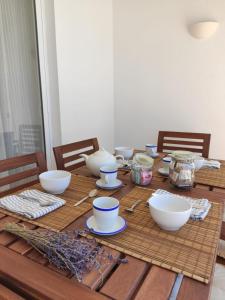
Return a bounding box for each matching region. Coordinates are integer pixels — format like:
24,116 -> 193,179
114,0 -> 225,159
54,0 -> 114,151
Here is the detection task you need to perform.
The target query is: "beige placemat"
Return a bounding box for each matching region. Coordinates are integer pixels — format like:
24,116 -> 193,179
0,174 -> 120,232
195,162 -> 225,188
84,186 -> 223,283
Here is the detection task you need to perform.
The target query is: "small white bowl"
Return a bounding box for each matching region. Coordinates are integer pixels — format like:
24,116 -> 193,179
39,170 -> 71,194
115,147 -> 134,160
148,194 -> 192,231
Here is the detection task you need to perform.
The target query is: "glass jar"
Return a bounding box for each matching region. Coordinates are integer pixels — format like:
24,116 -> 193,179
169,152 -> 195,190
131,162 -> 152,186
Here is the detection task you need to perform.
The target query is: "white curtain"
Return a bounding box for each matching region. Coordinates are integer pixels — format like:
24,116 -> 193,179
0,0 -> 45,160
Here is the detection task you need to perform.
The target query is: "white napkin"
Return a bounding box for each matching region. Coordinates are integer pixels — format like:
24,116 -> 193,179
153,189 -> 211,220
0,189 -> 65,219
202,160 -> 221,169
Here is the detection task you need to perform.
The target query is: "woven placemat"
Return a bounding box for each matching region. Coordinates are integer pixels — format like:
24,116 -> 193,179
195,162 -> 225,188
84,186 -> 223,283
0,174 -> 119,232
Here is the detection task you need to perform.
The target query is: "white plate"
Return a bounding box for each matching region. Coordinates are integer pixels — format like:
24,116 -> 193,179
149,153 -> 159,158
86,215 -> 127,235
158,167 -> 169,176
96,179 -> 123,190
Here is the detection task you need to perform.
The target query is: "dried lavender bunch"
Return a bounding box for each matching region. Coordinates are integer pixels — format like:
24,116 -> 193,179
4,223 -> 113,282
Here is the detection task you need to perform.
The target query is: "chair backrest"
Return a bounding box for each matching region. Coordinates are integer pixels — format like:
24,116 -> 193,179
53,138 -> 99,171
157,131 -> 211,158
0,152 -> 47,197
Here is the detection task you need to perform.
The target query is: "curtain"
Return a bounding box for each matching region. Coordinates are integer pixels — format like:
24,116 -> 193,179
0,0 -> 45,160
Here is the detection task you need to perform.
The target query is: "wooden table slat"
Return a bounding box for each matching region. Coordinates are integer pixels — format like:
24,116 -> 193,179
0,231 -> 17,247
81,247 -> 121,290
0,282 -> 25,300
100,255 -> 148,300
47,263 -> 71,277
8,223 -> 37,255
0,212 -> 5,219
26,249 -> 48,265
134,266 -> 176,300
0,245 -> 109,300
177,277 -> 210,300
0,216 -> 19,231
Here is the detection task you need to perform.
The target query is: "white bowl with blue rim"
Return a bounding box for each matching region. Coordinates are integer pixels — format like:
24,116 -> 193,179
86,196 -> 127,235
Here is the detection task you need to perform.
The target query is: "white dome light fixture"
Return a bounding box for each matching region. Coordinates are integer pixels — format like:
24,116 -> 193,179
189,21 -> 219,39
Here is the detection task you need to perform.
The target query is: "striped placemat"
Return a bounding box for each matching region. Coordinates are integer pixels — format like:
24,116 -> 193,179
84,186 -> 223,284
0,174 -> 119,232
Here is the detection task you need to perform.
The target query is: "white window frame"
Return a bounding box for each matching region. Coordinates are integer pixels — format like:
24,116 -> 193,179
35,0 -> 61,169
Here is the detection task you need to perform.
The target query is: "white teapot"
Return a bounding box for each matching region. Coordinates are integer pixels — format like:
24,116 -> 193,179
80,148 -> 124,177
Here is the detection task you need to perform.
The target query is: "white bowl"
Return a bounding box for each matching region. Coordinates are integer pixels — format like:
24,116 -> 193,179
148,194 -> 192,231
39,170 -> 71,194
194,156 -> 205,171
115,147 -> 134,160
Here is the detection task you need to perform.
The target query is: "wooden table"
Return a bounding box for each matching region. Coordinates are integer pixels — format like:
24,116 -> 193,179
0,166 -> 224,300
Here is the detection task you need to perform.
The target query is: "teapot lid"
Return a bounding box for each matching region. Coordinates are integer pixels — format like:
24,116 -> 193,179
93,147 -> 112,157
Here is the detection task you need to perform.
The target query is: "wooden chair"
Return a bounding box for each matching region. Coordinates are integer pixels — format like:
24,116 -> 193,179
157,131 -> 211,158
53,138 -> 99,171
0,152 -> 47,197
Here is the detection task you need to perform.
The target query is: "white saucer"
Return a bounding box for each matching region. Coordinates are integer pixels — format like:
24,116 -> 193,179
151,153 -> 159,158
158,167 -> 169,176
96,179 -> 123,190
86,215 -> 127,235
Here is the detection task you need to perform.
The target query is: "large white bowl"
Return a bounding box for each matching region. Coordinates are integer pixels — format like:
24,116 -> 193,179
148,194 -> 192,231
115,146 -> 134,160
39,170 -> 71,194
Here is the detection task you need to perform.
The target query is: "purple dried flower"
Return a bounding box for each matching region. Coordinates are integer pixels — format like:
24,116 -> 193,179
4,223 -> 119,282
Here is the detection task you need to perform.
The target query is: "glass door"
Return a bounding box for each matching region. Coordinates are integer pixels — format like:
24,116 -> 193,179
0,0 -> 45,160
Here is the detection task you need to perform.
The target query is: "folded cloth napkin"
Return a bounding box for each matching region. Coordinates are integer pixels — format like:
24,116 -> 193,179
202,160 -> 221,169
152,189 -> 211,221
0,189 -> 65,219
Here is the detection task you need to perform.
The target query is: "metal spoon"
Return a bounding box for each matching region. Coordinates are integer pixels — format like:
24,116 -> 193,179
17,195 -> 55,207
125,199 -> 142,213
74,189 -> 98,207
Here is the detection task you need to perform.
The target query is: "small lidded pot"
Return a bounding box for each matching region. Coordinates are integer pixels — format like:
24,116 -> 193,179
169,151 -> 195,190
131,153 -> 153,186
